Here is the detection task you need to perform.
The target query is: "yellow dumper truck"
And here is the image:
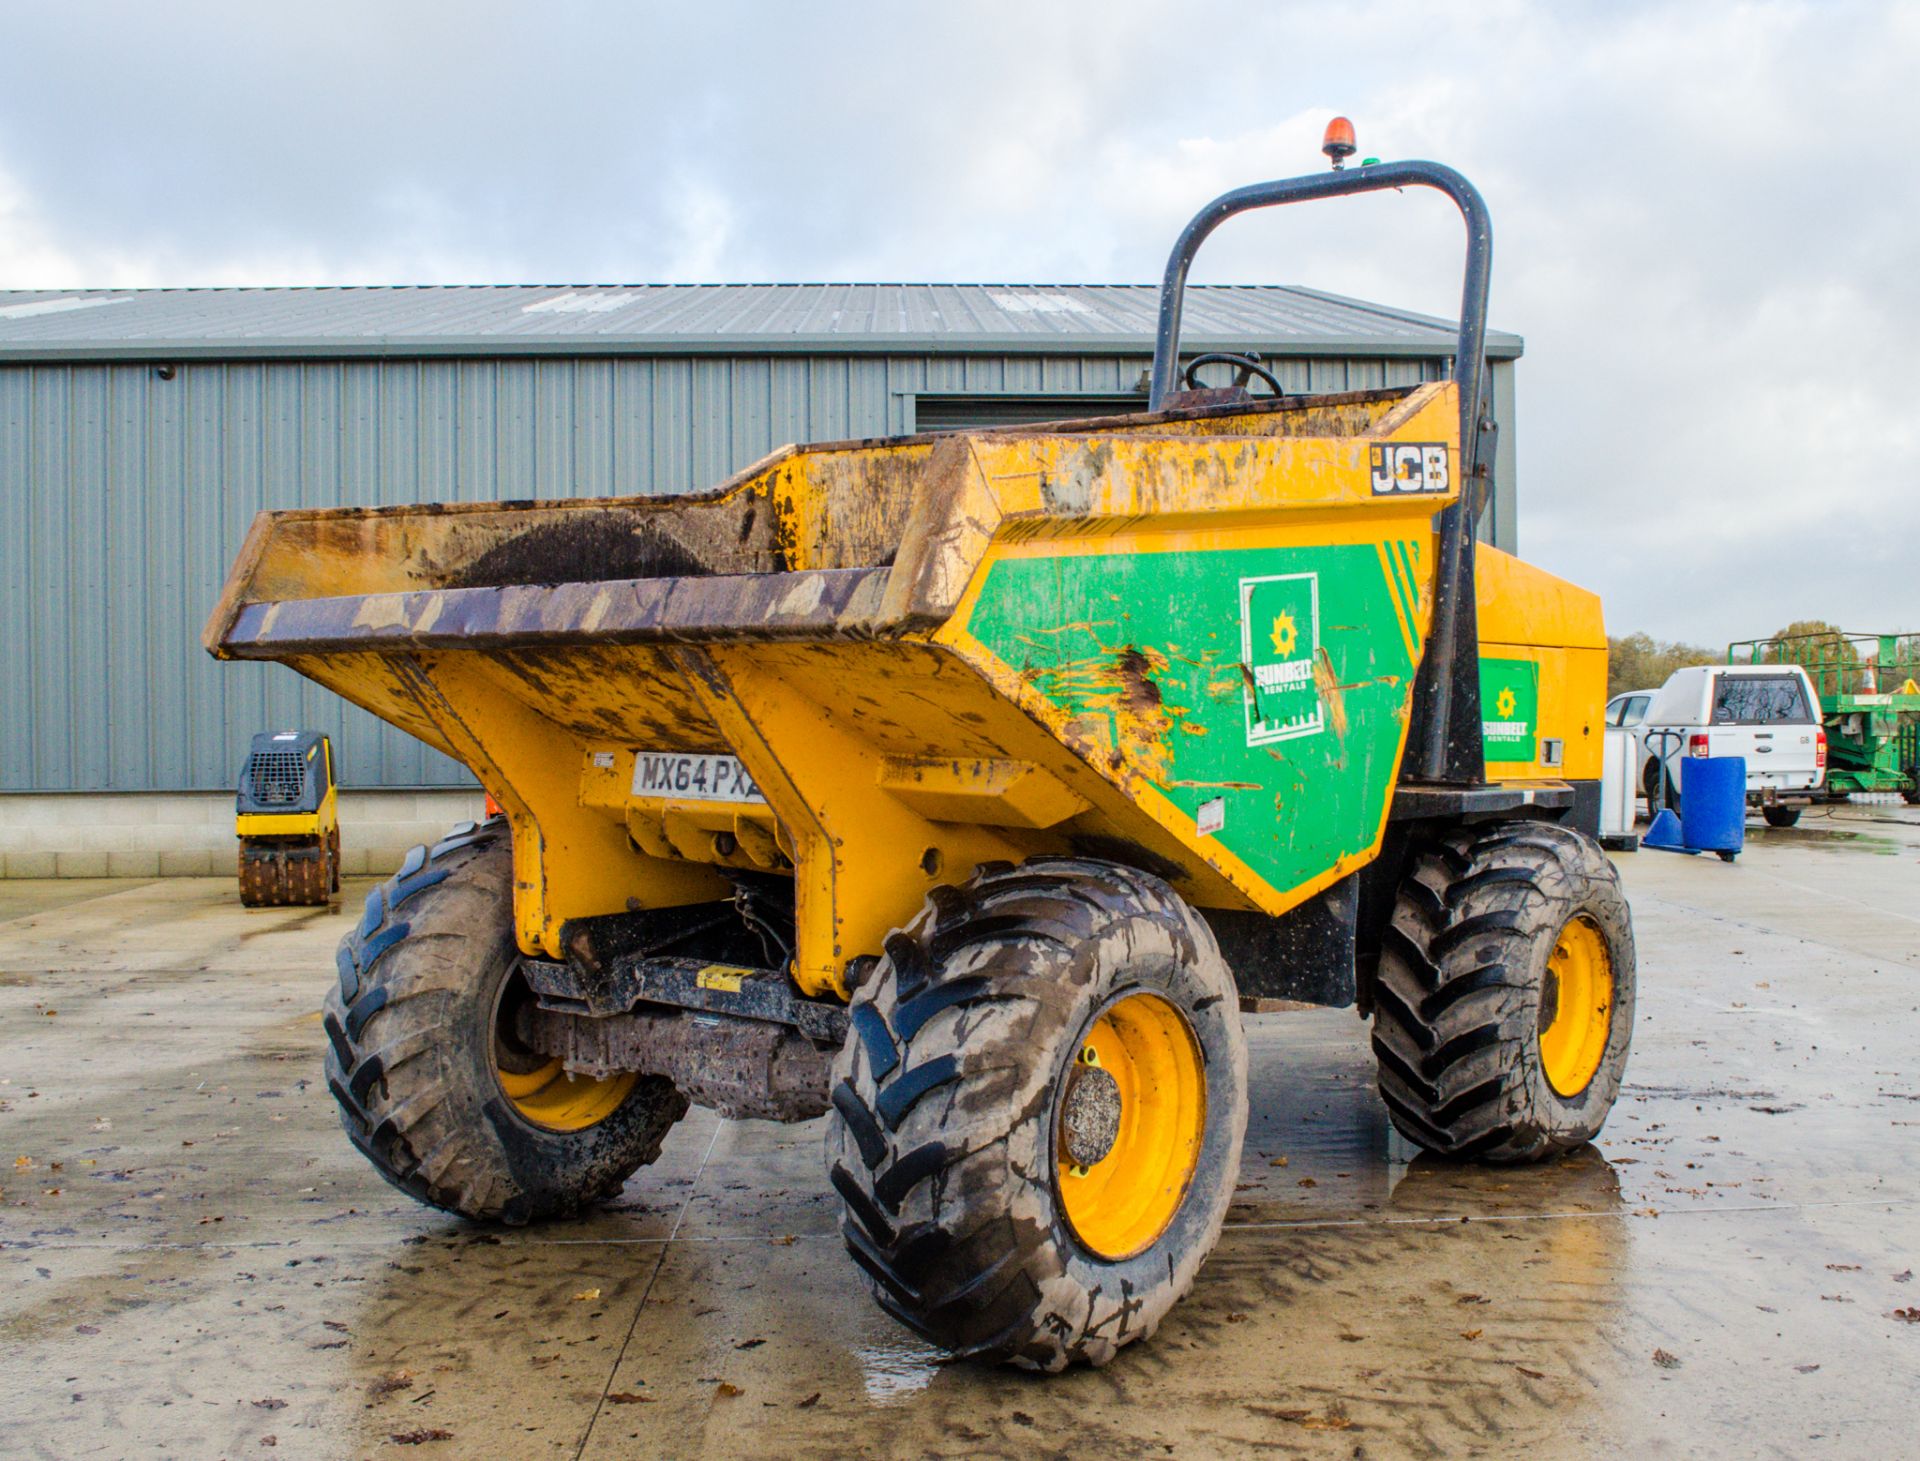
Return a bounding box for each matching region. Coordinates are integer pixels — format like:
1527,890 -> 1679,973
206,143 -> 1633,1370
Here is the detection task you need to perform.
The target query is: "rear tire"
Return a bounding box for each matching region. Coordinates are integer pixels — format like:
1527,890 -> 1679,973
1762,806 -> 1801,828
323,820 -> 687,1223
1643,760 -> 1679,815
1370,820 -> 1635,1163
826,858 -> 1248,1370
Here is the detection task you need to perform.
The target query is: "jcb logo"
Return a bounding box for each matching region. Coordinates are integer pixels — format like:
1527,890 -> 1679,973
1369,442 -> 1450,495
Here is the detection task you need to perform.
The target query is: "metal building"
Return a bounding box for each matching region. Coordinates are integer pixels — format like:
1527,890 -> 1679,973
0,284 -> 1522,795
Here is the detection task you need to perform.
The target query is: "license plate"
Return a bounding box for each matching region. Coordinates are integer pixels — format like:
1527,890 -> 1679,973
630,751 -> 766,804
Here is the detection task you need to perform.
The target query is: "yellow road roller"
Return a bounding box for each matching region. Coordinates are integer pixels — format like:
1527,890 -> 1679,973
205,140 -> 1632,1370
234,730 -> 340,907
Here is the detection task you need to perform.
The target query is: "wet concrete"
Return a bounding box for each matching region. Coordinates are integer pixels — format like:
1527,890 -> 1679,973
2,807 -> 1916,1458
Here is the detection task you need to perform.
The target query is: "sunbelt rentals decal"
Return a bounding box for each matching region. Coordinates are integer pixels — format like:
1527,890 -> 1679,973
1241,572 -> 1324,745
1479,657 -> 1539,763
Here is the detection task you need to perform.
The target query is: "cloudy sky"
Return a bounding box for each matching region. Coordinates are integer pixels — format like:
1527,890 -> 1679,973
3,0 -> 1913,646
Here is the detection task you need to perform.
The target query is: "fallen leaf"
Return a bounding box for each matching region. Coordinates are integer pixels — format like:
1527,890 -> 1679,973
260,1438 -> 276,1448
322,1320 -> 350,1333
771,1235 -> 797,1246
1794,1364 -> 1820,1374
1894,1270 -> 1913,1284
1515,1365 -> 1546,1379
573,1288 -> 601,1302
1269,1156 -> 1289,1167
1461,1329 -> 1483,1340
12,1156 -> 30,1169
1297,1177 -> 1317,1189
1825,1264 -> 1861,1272
388,1430 -> 453,1445
1226,1312 -> 1247,1323
797,1392 -> 821,1408
1653,1348 -> 1681,1369
605,1392 -> 654,1405
1457,1294 -> 1490,1305
368,1369 -> 415,1398
1893,1308 -> 1920,1324
75,1324 -> 100,1335
715,1381 -> 743,1398
734,1338 -> 765,1350
252,1398 -> 287,1411
1301,1414 -> 1354,1432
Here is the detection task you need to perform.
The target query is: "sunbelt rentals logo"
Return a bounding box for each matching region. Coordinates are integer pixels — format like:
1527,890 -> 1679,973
1479,657 -> 1539,763
1241,572 -> 1324,745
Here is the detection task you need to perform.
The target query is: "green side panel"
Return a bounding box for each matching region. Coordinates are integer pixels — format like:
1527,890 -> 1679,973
1479,657 -> 1539,764
966,542 -> 1418,899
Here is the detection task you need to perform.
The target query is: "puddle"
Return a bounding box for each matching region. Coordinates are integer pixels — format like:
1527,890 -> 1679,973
1749,826 -> 1905,855
853,1334 -> 940,1403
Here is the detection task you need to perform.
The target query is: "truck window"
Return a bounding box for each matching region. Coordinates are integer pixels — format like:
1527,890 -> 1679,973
1624,695 -> 1650,724
1711,674 -> 1812,725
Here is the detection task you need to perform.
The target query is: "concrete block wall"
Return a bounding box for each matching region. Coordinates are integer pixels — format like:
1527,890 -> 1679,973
0,791 -> 488,878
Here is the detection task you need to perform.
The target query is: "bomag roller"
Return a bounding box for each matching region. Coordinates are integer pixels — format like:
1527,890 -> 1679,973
205,139 -> 1634,1370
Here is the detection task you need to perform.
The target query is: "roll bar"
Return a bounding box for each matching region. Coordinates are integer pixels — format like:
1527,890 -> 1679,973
1146,160 -> 1495,785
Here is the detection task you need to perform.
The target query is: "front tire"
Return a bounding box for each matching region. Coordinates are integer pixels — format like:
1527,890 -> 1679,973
1370,820 -> 1636,1163
1762,805 -> 1801,828
826,858 -> 1248,1370
323,820 -> 687,1223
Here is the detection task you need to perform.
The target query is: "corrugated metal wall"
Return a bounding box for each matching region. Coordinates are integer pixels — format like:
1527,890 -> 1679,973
0,350 -> 1482,793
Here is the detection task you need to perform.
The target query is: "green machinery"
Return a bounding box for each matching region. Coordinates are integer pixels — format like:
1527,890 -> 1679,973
1727,632 -> 1920,802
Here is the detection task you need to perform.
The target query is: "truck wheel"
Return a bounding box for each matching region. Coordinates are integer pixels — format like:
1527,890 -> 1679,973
1762,806 -> 1801,828
1370,820 -> 1635,1163
1642,761 -> 1679,815
323,820 -> 687,1224
1902,769 -> 1920,806
826,857 -> 1248,1371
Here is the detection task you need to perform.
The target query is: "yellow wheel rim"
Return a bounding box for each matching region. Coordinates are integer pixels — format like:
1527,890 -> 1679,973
492,968 -> 636,1132
1538,915 -> 1614,1097
1057,992 -> 1207,1260
496,1058 -> 637,1132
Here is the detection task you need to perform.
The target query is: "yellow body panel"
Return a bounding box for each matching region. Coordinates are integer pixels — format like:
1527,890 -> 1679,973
1476,546 -> 1608,782
235,782 -> 337,839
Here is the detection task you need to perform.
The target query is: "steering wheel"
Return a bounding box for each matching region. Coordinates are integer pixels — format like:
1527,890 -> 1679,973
1179,352 -> 1286,397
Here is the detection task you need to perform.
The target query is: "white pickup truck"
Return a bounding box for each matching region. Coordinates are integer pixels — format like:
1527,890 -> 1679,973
1640,664 -> 1827,827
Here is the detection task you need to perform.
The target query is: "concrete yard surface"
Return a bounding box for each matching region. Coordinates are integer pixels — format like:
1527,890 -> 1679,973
2,806 -> 1917,1458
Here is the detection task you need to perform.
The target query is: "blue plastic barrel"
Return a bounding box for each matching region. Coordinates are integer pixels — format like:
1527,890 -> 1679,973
1680,756 -> 1746,856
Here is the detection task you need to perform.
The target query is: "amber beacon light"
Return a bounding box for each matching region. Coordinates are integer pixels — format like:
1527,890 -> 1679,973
1322,115 -> 1357,169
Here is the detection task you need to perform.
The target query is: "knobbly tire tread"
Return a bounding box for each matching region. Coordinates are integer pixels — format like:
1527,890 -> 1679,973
826,857 -> 1248,1371
1370,819 -> 1636,1164
322,819 -> 687,1224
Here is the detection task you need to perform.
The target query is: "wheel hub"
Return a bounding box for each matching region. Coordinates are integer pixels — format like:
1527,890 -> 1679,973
1056,991 -> 1207,1260
1061,1060 -> 1123,1168
1538,915 -> 1614,1098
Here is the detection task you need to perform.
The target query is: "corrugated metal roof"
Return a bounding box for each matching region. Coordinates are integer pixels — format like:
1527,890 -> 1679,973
0,283 -> 1521,361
